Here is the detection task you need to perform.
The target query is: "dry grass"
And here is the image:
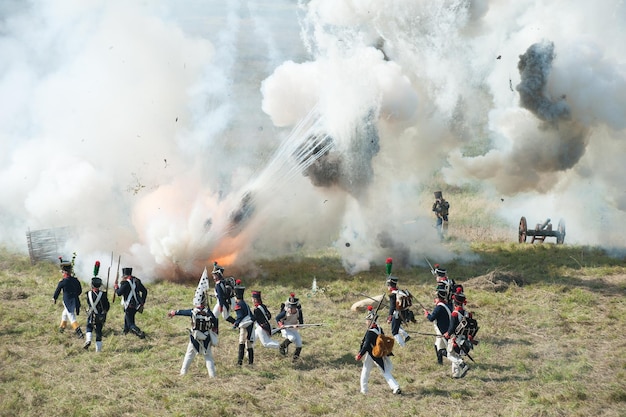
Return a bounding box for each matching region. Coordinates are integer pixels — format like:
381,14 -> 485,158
1,244 -> 625,417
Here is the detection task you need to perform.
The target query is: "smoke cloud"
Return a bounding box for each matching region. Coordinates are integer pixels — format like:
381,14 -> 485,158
1,0 -> 625,280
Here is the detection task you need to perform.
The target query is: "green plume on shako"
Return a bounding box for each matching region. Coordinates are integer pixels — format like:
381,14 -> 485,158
93,260 -> 101,277
386,257 -> 393,276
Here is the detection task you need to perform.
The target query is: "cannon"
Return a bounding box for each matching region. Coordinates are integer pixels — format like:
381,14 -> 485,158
518,217 -> 566,244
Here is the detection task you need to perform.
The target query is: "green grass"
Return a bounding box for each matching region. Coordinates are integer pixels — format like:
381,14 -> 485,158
0,244 -> 625,417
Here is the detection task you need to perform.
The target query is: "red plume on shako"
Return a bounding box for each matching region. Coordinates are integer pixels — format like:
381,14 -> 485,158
93,261 -> 101,277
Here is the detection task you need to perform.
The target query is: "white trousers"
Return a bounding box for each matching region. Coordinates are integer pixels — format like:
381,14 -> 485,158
393,327 -> 409,347
255,324 -> 279,348
360,354 -> 400,394
180,341 -> 216,378
61,306 -> 78,325
212,298 -> 235,320
434,323 -> 447,351
281,328 -> 302,347
446,338 -> 465,376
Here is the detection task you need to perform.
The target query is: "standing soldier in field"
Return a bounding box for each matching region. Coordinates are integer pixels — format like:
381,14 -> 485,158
52,258 -> 84,339
114,267 -> 148,339
232,284 -> 255,366
356,306 -> 401,395
251,290 -> 280,349
83,262 -> 110,352
386,276 -> 412,347
432,190 -> 450,239
168,268 -> 218,377
276,294 -> 304,362
211,263 -> 236,324
444,288 -> 472,378
423,284 -> 452,365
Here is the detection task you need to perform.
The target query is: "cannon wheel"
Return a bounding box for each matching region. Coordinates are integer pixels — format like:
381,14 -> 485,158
518,216 -> 527,243
556,219 -> 566,244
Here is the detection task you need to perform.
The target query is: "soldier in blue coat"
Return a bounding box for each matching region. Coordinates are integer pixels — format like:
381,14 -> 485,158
114,267 -> 148,338
355,306 -> 401,395
423,284 -> 452,365
52,259 -> 84,339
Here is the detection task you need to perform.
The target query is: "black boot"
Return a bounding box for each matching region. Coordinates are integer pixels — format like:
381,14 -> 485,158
437,348 -> 446,365
293,347 -> 302,362
248,348 -> 254,365
237,344 -> 245,366
279,339 -> 291,356
131,326 -> 145,339
75,327 -> 84,339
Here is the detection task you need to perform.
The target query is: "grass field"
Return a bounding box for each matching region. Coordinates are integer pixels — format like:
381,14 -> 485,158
1,241 -> 625,417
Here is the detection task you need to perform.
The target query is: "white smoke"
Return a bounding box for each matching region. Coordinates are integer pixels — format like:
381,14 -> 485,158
1,0 -> 625,280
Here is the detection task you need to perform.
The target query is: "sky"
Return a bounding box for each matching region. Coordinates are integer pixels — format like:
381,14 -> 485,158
1,0 -> 625,281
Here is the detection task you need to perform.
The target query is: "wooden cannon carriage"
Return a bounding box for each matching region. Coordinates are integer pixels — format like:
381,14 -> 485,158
518,217 -> 566,244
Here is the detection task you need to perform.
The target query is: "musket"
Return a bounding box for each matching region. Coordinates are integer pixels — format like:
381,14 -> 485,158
404,330 -> 444,337
271,323 -> 324,335
358,293 -> 389,309
112,255 -> 121,303
105,252 -> 113,294
424,257 -> 436,277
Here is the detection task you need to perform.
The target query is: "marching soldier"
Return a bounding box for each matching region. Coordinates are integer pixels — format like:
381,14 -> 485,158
251,290 -> 279,349
232,284 -> 255,366
355,306 -> 401,395
52,258 -> 84,338
276,294 -> 304,362
432,190 -> 450,239
444,288 -> 472,378
83,263 -> 110,352
114,267 -> 148,338
211,263 -> 236,324
423,284 -> 452,365
386,277 -> 411,346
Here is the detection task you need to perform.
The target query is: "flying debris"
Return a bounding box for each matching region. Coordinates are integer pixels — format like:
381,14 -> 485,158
228,191 -> 256,236
496,55 -> 501,59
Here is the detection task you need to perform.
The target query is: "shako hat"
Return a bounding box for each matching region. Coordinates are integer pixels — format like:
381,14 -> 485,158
365,305 -> 378,322
122,267 -> 133,276
234,285 -> 245,299
452,287 -> 466,304
386,276 -> 398,287
91,277 -> 103,288
251,290 -> 262,300
434,190 -> 443,198
59,257 -> 73,273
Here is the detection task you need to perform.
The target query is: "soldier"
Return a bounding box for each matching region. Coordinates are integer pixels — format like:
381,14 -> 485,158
444,288 -> 472,378
433,264 -> 459,305
251,290 -> 279,349
83,271 -> 110,352
211,263 -> 235,324
276,294 -> 303,362
114,267 -> 148,338
386,277 -> 411,347
423,284 -> 452,365
52,258 -> 84,339
168,267 -> 218,377
356,306 -> 401,395
432,190 -> 450,239
232,284 -> 255,366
